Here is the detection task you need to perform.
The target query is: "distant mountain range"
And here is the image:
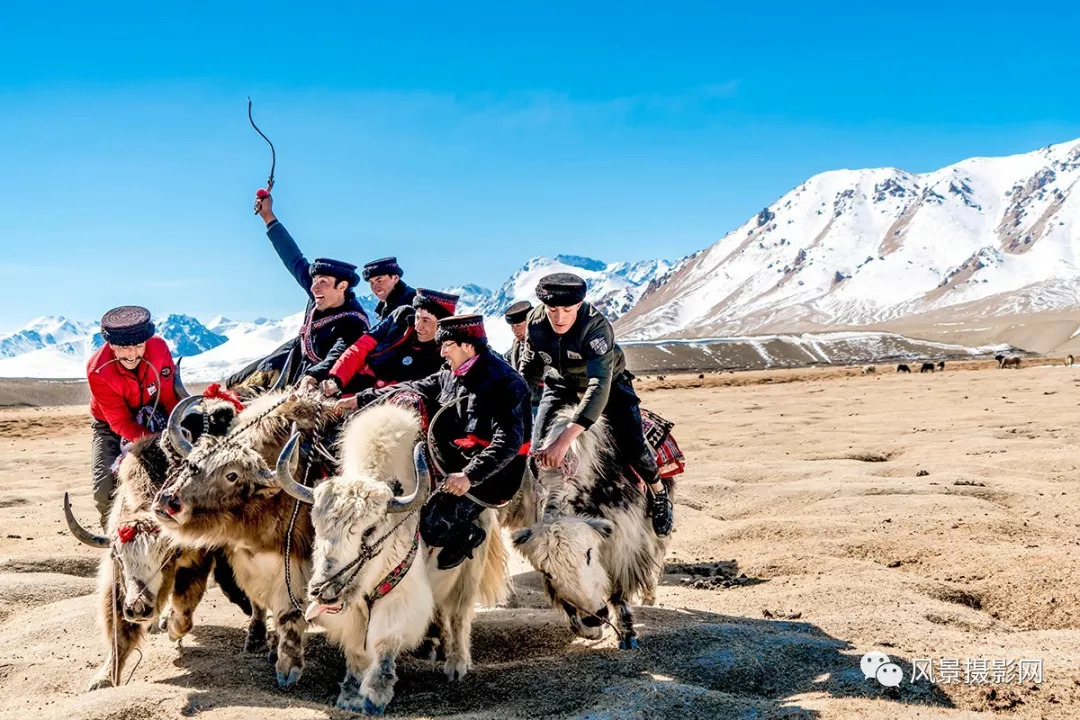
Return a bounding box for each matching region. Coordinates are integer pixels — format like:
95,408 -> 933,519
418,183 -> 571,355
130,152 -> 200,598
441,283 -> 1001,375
618,137 -> 1080,344
0,255 -> 670,380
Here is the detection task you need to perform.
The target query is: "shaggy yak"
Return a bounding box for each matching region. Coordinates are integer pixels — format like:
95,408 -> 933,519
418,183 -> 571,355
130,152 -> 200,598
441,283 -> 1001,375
275,403 -> 509,713
862,365 -> 876,375
153,390 -> 338,688
920,362 -> 936,373
1000,357 -> 1022,369
512,409 -> 672,650
64,431 -> 249,691
896,364 -> 911,373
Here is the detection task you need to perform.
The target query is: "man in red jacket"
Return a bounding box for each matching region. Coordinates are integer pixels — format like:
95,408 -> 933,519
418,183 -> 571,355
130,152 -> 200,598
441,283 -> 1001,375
86,306 -> 182,527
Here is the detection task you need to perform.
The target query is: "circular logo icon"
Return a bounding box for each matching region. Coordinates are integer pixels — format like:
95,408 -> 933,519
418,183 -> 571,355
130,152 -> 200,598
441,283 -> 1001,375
161,366 -> 172,378
402,356 -> 413,366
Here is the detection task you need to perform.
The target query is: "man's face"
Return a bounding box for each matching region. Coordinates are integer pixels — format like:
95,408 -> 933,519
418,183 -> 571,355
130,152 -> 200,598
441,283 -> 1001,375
414,309 -> 438,342
545,303 -> 582,335
511,320 -> 528,342
440,340 -> 474,371
311,275 -> 348,311
112,342 -> 146,370
368,274 -> 399,302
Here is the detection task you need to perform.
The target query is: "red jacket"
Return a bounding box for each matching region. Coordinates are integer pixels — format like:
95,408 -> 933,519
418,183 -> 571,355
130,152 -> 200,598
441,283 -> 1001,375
87,337 -> 180,441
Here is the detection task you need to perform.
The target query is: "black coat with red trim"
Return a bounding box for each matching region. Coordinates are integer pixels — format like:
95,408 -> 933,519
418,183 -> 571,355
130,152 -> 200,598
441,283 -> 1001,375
265,219 -> 370,384
329,306 -> 443,393
358,349 -> 531,504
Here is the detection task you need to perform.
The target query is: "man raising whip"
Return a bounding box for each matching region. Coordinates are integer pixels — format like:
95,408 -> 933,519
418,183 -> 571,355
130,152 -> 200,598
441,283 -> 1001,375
227,192 -> 370,392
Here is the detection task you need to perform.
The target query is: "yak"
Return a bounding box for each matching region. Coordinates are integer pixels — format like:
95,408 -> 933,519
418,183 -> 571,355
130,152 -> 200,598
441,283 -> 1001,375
512,409 -> 672,651
64,432 -> 249,690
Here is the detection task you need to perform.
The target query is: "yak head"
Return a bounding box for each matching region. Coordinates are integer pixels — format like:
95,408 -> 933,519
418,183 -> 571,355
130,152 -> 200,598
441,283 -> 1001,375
269,431 -> 430,622
512,515 -> 614,638
64,494 -> 176,623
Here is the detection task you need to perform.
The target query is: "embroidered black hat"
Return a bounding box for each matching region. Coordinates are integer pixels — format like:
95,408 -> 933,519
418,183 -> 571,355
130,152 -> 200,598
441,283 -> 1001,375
412,289 -> 459,320
435,314 -> 487,346
535,273 -> 587,306
503,300 -> 532,325
361,256 -> 404,281
310,258 -> 360,287
100,306 -> 155,347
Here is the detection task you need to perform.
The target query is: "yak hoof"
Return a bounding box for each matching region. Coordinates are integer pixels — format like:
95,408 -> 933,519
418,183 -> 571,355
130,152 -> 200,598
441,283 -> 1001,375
244,635 -> 269,655
87,676 -> 113,692
335,690 -> 366,713
618,635 -> 640,651
363,697 -> 387,715
444,660 -> 469,682
276,667 -> 302,688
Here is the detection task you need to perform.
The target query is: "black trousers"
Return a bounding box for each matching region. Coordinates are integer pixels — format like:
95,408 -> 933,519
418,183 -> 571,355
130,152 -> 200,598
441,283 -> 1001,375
420,492 -> 485,549
90,420 -> 122,528
532,372 -> 660,485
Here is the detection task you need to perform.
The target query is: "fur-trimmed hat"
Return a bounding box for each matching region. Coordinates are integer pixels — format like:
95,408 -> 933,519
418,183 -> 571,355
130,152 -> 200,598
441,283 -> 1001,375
361,256 -> 404,281
310,258 -> 360,287
503,300 -> 532,325
435,314 -> 487,347
412,288 -> 459,320
100,306 -> 155,347
535,272 -> 587,307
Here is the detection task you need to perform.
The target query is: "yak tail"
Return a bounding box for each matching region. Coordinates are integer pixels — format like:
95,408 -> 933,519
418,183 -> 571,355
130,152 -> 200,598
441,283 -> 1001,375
476,514 -> 510,607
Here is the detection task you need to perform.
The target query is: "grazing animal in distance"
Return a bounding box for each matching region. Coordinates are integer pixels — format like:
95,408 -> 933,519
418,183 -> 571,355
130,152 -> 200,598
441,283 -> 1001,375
1001,357 -> 1021,369
995,353 -> 1005,367
862,365 -> 876,375
1066,355 -> 1074,367
937,361 -> 945,371
920,362 -> 935,373
896,364 -> 911,373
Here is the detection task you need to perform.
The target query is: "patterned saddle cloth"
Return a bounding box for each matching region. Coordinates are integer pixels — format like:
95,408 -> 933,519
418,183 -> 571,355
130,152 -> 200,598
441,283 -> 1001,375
641,407 -> 685,479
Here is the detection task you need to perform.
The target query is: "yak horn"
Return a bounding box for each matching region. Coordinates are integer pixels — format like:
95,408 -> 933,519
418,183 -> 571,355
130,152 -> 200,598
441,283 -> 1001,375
167,395 -> 202,458
275,431 -> 314,504
173,357 -> 191,399
63,492 -> 109,548
388,443 -> 431,514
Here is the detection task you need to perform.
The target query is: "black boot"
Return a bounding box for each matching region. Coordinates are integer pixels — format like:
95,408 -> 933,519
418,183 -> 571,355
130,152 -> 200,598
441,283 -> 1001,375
436,524 -> 487,570
647,488 -> 673,537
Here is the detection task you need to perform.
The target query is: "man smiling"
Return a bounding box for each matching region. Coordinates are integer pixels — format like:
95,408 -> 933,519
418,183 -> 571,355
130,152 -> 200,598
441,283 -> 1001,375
86,306 -> 181,527
227,193 -> 370,392
363,256 -> 416,321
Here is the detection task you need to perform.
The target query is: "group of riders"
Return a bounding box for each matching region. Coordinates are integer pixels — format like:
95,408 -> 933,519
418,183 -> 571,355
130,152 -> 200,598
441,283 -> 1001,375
86,191 -> 675,572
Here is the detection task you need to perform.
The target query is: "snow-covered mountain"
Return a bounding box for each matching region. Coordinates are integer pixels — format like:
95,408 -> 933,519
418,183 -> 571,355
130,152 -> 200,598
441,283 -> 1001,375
473,254 -> 673,350
618,137 -> 1080,340
0,314 -> 233,380
156,314 -> 227,357
442,284 -> 494,314
0,316 -> 97,359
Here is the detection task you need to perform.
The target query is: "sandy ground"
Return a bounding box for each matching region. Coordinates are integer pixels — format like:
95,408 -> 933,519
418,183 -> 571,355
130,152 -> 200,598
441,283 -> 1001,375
1,362 -> 1079,719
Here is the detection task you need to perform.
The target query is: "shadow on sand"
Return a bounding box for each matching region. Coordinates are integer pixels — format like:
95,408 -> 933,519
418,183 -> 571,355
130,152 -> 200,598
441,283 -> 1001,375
159,566 -> 955,719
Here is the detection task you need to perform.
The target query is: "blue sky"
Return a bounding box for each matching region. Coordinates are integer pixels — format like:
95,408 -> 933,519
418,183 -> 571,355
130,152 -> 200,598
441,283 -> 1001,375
2,2 -> 1078,330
